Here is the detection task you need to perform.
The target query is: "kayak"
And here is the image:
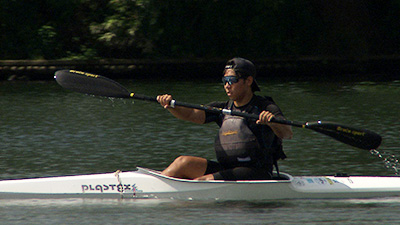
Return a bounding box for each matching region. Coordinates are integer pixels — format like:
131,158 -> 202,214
1,167 -> 400,200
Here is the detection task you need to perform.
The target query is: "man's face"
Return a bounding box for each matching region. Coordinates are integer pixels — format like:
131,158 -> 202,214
223,69 -> 248,101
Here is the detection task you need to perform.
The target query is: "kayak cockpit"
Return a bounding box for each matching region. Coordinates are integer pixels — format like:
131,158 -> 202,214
272,172 -> 292,180
136,167 -> 293,183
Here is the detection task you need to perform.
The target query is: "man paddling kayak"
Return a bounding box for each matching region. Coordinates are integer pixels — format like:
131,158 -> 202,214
157,57 -> 293,181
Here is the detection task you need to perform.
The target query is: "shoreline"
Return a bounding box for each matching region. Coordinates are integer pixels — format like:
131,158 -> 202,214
1,55 -> 399,81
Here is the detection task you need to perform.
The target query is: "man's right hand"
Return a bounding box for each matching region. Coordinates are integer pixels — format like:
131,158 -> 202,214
156,94 -> 205,124
157,94 -> 173,109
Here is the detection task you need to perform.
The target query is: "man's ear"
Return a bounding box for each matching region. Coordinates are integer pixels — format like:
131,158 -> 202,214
245,76 -> 254,87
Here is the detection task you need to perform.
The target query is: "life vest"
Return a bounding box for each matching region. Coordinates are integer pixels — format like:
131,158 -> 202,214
214,96 -> 286,170
214,114 -> 261,167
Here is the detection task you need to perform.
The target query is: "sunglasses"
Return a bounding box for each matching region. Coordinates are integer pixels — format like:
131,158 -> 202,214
222,76 -> 242,85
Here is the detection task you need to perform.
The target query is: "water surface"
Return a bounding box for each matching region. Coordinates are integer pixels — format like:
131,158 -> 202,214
0,78 -> 399,224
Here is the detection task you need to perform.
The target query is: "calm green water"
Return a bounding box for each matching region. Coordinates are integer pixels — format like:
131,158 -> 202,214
0,78 -> 399,224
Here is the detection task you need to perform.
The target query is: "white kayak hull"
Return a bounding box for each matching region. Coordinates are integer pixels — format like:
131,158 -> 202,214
1,167 -> 400,200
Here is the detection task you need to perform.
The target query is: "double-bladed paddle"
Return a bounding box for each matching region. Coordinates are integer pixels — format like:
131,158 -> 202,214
54,69 -> 382,150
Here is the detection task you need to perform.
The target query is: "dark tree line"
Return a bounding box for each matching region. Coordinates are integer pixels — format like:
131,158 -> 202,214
1,0 -> 399,60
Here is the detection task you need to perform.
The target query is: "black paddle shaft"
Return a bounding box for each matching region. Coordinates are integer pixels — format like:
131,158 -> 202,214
54,69 -> 382,150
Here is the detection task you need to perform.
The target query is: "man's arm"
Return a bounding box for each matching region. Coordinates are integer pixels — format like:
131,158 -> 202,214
257,111 -> 293,139
157,94 -> 206,124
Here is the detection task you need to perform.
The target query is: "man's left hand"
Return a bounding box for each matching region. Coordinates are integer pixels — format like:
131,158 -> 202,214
256,111 -> 275,125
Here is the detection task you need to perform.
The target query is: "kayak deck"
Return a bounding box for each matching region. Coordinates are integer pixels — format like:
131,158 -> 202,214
1,167 -> 400,200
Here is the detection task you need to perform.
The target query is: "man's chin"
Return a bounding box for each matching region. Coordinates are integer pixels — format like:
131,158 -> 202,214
226,92 -> 235,99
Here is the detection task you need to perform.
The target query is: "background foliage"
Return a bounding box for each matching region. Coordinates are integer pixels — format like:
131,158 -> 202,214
1,0 -> 399,60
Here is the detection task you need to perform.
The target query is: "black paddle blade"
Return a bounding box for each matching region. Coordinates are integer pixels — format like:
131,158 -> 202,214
54,70 -> 131,98
306,121 -> 382,150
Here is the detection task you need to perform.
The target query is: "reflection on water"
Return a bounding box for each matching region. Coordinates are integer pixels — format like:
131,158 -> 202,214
0,79 -> 399,180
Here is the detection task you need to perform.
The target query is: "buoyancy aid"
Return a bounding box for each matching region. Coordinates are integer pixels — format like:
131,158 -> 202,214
214,114 -> 261,166
214,96 -> 286,170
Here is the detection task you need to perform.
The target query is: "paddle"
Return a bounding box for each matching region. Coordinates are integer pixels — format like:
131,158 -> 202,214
54,69 -> 382,150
